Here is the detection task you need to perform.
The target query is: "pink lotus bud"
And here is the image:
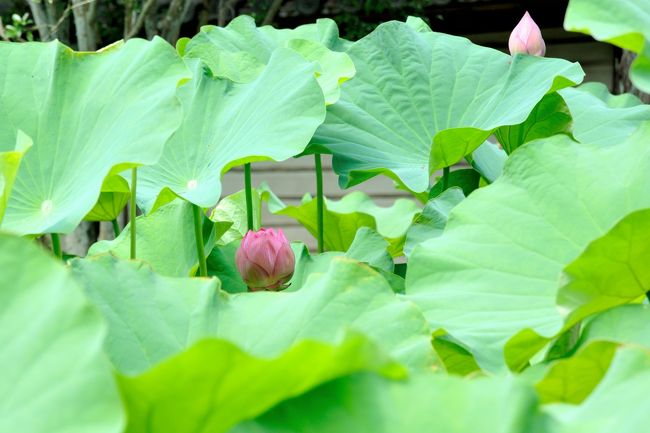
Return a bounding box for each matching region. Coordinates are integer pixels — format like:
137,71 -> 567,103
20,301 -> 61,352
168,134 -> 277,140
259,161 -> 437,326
236,228 -> 295,291
509,12 -> 546,57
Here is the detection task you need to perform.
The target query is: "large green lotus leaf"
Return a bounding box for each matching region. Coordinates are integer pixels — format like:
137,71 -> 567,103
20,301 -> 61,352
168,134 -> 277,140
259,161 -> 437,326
232,372 -> 540,433
261,184 -> 420,256
0,39 -> 189,235
559,82 -> 650,145
0,130 -> 31,223
118,333 -> 404,433
137,53 -> 325,213
76,255 -> 435,372
0,234 -> 123,433
565,0 -> 650,92
89,200 -> 229,277
495,93 -> 572,154
404,187 -> 464,257
544,346 -> 650,433
84,175 -> 130,222
70,255 -> 221,375
310,20 -> 584,192
184,15 -> 354,104
405,128 -> 650,372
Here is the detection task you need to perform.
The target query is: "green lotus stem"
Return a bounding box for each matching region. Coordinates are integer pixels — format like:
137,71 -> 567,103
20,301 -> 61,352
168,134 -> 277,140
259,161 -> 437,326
442,166 -> 450,191
111,219 -> 120,238
315,153 -> 325,253
646,291 -> 650,302
50,233 -> 62,259
244,162 -> 254,232
130,167 -> 137,260
192,203 -> 208,277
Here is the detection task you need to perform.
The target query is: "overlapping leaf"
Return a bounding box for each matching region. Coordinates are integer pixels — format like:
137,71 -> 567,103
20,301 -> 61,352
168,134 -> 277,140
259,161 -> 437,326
565,0 -> 650,92
262,184 -> 420,256
118,333 -> 404,433
0,39 -> 189,235
232,373 -> 540,433
559,82 -> 650,145
311,19 -> 584,192
184,15 -> 354,103
544,346 -> 650,433
136,53 -> 325,213
88,200 -> 230,277
405,127 -> 650,372
73,255 -> 435,372
0,235 -> 123,433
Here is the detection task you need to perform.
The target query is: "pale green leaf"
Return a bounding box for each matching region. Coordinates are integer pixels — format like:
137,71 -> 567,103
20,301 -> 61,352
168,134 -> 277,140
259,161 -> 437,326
405,127 -> 650,372
0,39 -> 189,235
0,235 -> 123,433
565,0 -> 650,92
118,333 -> 404,433
311,20 -> 584,192
137,53 -> 325,213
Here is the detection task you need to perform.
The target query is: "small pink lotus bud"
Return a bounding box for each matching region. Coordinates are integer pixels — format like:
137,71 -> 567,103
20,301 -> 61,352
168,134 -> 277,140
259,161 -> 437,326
509,12 -> 546,57
236,228 -> 295,291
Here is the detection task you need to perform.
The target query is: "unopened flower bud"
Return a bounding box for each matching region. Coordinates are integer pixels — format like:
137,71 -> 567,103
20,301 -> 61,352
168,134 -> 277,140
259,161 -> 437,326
236,228 -> 295,291
509,12 -> 546,57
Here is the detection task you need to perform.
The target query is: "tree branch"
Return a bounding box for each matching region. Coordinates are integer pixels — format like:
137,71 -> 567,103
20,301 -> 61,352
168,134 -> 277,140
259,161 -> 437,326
26,0 -> 52,40
261,0 -> 284,25
125,0 -> 157,39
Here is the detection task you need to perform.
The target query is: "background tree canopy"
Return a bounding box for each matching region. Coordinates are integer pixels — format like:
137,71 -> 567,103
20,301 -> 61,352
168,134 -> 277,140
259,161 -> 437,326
0,0 -> 571,48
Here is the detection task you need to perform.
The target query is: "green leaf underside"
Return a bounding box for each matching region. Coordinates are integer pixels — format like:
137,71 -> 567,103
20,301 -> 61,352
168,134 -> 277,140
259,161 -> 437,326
118,333 -> 404,433
0,131 -> 31,223
89,200 -> 227,277
0,234 -> 123,433
73,255 -> 436,374
544,346 -> 650,433
559,82 -> 650,145
495,92 -> 572,154
137,52 -> 325,213
564,0 -> 650,93
470,140 -> 508,183
405,127 -> 650,372
428,169 -> 479,198
262,184 -> 420,256
405,187 -> 464,257
210,188 -> 262,246
84,175 -> 131,222
311,19 -> 583,192
232,373 -> 540,433
0,38 -> 189,235
207,240 -> 248,293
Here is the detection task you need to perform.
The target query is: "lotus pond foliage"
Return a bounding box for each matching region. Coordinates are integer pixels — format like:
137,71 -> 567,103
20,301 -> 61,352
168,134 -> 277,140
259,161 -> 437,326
2,1 -> 650,432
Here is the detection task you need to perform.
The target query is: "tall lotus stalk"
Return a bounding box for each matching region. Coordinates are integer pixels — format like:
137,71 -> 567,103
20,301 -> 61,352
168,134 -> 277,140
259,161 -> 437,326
192,204 -> 208,277
50,233 -> 62,259
314,153 -> 325,253
244,162 -> 254,231
130,167 -> 137,259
